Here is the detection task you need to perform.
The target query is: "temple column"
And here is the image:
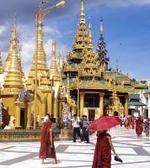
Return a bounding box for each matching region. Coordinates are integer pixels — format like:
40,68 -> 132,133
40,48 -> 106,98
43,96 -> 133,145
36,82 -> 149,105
27,102 -> 32,128
125,95 -> 129,117
80,92 -> 85,117
54,97 -> 58,121
14,103 -> 20,128
58,100 -> 63,119
99,93 -> 104,116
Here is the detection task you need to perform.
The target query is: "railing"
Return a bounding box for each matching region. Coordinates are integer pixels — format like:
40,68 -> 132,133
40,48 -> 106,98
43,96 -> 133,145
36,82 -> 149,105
0,129 -> 40,142
0,127 -> 61,142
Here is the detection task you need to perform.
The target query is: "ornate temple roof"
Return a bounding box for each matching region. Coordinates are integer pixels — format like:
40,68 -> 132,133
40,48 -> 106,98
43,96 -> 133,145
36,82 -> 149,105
67,0 -> 93,62
2,21 -> 24,95
62,0 -> 148,93
129,94 -> 146,106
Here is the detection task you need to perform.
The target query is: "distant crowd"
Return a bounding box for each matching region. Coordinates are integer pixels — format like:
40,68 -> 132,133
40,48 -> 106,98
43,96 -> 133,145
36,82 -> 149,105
120,115 -> 150,137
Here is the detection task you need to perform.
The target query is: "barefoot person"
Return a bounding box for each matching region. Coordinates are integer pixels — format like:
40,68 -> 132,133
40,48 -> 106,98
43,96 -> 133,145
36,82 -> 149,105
135,116 -> 143,137
92,130 -> 120,168
89,115 -> 122,168
39,115 -> 57,164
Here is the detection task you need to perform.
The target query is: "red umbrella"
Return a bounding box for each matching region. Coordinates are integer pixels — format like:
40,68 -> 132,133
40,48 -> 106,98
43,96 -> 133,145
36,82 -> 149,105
89,116 -> 121,131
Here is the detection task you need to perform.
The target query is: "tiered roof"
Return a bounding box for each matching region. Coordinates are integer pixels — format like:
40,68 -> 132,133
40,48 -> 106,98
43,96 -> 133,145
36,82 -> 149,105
67,0 -> 93,63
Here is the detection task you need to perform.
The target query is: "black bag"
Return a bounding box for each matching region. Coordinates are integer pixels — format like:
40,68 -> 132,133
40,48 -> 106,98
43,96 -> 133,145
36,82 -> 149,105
114,156 -> 123,163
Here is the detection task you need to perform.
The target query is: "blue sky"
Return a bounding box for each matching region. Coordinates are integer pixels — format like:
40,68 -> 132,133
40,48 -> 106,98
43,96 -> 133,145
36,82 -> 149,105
0,0 -> 150,81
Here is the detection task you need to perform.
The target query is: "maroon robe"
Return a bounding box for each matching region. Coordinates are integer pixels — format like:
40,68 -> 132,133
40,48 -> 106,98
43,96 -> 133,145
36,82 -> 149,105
135,118 -> 143,136
39,121 -> 56,159
92,131 -> 111,168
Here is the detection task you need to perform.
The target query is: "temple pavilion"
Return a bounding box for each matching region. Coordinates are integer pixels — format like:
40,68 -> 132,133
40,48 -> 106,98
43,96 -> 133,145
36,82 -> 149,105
61,0 -> 148,120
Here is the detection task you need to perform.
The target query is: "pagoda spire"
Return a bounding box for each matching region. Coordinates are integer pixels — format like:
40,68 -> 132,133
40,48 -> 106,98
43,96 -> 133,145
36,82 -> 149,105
27,5 -> 50,90
71,0 -> 93,55
88,23 -> 93,49
58,52 -> 62,72
100,18 -> 104,36
17,43 -> 26,84
2,21 -> 24,94
97,18 -> 109,69
0,52 -> 3,74
80,0 -> 85,24
4,18 -> 17,72
50,40 -> 61,80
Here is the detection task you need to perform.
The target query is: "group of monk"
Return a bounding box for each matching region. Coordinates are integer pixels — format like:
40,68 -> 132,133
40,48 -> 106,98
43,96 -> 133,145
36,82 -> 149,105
38,114 -> 150,167
121,115 -> 150,137
38,114 -> 123,167
121,115 -> 135,129
135,116 -> 150,137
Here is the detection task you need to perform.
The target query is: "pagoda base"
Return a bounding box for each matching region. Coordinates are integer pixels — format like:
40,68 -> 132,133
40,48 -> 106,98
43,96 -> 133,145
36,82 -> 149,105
59,127 -> 72,140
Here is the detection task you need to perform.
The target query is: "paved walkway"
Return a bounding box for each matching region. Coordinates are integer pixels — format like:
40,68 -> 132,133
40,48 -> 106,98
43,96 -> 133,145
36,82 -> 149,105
0,127 -> 150,168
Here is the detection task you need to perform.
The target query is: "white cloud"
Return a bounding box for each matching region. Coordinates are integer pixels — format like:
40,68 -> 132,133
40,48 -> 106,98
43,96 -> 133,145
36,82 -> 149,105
0,25 -> 6,35
44,26 -> 61,36
21,40 -> 34,71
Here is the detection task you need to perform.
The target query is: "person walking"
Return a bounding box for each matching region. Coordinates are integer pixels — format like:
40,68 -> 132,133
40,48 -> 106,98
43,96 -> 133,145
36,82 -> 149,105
81,115 -> 89,143
135,116 -> 143,137
89,115 -> 122,168
144,119 -> 150,137
39,115 -> 57,164
72,114 -> 81,142
92,130 -> 120,168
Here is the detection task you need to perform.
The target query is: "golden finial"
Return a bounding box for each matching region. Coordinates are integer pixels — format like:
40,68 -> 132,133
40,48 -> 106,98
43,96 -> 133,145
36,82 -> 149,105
88,23 -> 92,38
11,17 -> 17,45
100,17 -> 104,35
80,0 -> 85,24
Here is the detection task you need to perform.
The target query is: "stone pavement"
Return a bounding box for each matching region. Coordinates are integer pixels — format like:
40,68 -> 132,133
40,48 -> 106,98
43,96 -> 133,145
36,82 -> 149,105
0,127 -> 150,168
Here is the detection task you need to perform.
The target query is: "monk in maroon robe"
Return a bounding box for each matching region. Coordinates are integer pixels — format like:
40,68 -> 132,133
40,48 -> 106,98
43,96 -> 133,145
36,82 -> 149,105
39,116 -> 57,164
135,116 -> 143,136
92,130 -> 118,168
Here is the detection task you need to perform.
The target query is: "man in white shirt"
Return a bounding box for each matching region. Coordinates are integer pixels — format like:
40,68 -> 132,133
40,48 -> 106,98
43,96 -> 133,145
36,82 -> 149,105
72,114 -> 81,142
